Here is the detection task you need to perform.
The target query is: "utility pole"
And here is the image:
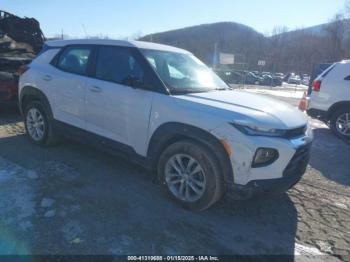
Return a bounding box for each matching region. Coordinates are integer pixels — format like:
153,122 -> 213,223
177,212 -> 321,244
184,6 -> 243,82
213,42 -> 218,69
82,24 -> 88,38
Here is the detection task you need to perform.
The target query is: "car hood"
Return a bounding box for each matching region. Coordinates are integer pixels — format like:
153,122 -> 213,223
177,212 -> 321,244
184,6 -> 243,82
174,90 -> 308,129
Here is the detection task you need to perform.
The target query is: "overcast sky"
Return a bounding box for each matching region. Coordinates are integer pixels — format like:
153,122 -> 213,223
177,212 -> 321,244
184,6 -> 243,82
1,0 -> 346,38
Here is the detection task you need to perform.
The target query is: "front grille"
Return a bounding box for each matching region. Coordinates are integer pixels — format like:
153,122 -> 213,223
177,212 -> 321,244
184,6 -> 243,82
283,125 -> 307,139
284,143 -> 312,175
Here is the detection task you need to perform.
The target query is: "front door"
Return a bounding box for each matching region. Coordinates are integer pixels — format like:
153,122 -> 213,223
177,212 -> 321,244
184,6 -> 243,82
85,46 -> 154,155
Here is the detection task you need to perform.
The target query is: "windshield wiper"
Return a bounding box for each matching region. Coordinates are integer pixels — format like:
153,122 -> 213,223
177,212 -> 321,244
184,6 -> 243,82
213,87 -> 233,91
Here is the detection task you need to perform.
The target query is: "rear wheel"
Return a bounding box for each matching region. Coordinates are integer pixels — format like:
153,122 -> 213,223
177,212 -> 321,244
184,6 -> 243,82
24,101 -> 60,146
330,107 -> 350,141
157,140 -> 224,211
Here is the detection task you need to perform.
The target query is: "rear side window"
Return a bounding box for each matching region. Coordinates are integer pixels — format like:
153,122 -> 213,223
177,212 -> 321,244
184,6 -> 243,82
95,46 -> 144,85
57,46 -> 92,75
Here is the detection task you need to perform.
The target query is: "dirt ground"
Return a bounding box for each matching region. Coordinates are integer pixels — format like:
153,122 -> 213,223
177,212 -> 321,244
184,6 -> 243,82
0,90 -> 349,260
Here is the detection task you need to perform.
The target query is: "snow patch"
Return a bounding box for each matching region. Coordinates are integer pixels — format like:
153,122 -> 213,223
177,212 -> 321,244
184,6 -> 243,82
295,243 -> 324,256
0,157 -> 36,232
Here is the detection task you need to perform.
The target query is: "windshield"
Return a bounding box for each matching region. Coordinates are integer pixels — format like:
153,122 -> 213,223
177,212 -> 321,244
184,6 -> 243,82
141,49 -> 229,94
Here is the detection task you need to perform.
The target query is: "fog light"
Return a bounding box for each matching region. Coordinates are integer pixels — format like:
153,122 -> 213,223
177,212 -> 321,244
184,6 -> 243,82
252,148 -> 279,168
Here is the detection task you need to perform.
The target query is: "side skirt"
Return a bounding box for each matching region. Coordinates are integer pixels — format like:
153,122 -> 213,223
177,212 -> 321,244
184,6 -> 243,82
53,120 -> 152,170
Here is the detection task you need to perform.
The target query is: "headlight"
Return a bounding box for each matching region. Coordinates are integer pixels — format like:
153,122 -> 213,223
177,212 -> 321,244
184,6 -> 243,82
230,122 -> 286,137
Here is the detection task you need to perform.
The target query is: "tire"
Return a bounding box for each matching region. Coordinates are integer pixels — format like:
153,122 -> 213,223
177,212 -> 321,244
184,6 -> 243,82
330,107 -> 350,141
157,140 -> 224,211
24,100 -> 60,146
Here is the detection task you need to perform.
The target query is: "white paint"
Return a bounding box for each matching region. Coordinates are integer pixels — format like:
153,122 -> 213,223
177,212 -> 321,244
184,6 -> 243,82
244,88 -> 304,99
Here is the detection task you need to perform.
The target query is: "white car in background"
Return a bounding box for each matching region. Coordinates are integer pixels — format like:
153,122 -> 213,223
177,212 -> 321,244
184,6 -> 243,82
19,39 -> 313,210
288,74 -> 301,85
308,60 -> 350,140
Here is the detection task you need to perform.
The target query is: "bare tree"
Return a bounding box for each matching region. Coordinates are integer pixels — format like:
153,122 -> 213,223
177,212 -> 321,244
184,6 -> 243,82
323,13 -> 347,61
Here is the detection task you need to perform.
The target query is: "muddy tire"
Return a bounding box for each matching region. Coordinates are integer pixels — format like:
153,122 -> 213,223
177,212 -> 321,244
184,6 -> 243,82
157,140 -> 224,211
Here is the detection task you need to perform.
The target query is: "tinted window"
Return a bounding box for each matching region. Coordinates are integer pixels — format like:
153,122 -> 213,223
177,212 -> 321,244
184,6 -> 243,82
345,75 -> 350,81
321,64 -> 336,78
95,46 -> 144,85
57,46 -> 92,75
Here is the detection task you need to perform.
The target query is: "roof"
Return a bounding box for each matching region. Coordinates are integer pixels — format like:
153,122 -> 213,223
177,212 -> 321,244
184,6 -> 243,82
45,39 -> 190,54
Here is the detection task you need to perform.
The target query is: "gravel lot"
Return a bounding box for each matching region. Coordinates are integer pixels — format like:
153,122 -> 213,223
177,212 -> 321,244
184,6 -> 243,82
0,89 -> 349,260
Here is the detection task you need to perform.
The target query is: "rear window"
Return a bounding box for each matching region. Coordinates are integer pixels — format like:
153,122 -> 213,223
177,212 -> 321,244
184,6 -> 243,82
57,46 -> 92,75
321,63 -> 336,78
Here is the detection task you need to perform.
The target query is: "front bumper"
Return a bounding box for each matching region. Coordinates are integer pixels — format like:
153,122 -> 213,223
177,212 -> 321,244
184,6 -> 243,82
211,122 -> 313,199
225,142 -> 311,200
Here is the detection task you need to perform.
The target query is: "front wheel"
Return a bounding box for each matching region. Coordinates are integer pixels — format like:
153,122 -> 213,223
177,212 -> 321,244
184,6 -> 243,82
330,107 -> 350,141
157,140 -> 224,211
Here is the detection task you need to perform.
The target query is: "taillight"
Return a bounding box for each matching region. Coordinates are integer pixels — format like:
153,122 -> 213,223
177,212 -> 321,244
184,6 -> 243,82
312,80 -> 321,92
17,65 -> 29,76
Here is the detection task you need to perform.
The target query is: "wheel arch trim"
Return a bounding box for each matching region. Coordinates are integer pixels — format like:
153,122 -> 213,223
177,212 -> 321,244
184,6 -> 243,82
19,86 -> 53,118
328,101 -> 350,119
147,122 -> 234,183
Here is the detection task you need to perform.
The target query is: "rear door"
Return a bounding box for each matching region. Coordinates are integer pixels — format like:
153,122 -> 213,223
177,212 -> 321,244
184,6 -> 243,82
85,45 -> 155,155
49,45 -> 93,129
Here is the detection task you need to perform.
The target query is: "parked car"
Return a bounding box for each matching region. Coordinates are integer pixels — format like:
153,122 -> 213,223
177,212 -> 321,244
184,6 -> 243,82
216,70 -> 243,84
0,72 -> 18,105
272,74 -> 283,86
308,63 -> 333,95
19,39 -> 313,211
302,77 -> 310,86
308,61 -> 350,141
274,73 -> 284,78
261,74 -> 274,86
288,74 -> 301,85
244,72 -> 262,85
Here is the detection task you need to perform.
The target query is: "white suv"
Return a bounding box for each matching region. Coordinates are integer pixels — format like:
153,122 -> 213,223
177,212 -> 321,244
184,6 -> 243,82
308,61 -> 350,141
19,39 -> 313,210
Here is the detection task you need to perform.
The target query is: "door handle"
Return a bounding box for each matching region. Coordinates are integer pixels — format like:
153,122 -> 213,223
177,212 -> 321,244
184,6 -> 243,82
89,86 -> 102,93
43,75 -> 52,81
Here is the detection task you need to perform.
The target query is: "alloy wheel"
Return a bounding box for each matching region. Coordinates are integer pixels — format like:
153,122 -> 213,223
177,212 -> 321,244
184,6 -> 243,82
26,108 -> 46,141
164,154 -> 206,202
336,112 -> 350,137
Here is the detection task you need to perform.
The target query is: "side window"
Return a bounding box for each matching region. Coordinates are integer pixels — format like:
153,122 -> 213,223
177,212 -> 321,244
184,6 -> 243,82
146,56 -> 157,70
95,46 -> 144,85
345,75 -> 350,81
57,46 -> 92,75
